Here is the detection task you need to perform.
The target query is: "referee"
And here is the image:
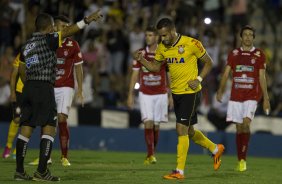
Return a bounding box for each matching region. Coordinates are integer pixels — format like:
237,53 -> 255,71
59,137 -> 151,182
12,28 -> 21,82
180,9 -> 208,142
14,11 -> 102,181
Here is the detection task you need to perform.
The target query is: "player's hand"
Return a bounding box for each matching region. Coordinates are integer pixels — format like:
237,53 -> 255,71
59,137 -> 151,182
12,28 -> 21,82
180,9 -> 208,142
84,9 -> 103,24
10,92 -> 16,102
133,51 -> 143,61
76,90 -> 84,107
263,98 -> 271,115
187,79 -> 200,90
127,95 -> 134,110
216,91 -> 223,103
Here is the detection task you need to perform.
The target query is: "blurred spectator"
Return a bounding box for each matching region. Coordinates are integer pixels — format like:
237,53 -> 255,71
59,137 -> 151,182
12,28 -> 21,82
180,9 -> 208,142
203,0 -> 224,24
83,0 -> 109,41
127,22 -> 145,67
0,45 -> 14,106
107,0 -> 124,22
75,65 -> 94,107
12,34 -> 22,54
0,46 -> 14,83
58,0 -> 75,21
230,0 -> 248,47
259,40 -> 273,65
105,16 -> 127,101
0,79 -> 10,105
24,2 -> 39,39
0,0 -> 15,50
207,79 -> 232,131
202,29 -> 221,105
272,64 -> 282,116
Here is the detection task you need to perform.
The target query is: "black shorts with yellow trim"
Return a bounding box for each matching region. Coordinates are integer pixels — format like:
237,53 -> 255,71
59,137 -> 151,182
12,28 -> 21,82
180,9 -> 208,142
12,92 -> 23,119
172,92 -> 201,126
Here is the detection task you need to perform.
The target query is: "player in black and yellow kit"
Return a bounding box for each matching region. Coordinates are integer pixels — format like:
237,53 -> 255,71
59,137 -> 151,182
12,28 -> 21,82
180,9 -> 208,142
2,54 -> 24,159
134,18 -> 225,180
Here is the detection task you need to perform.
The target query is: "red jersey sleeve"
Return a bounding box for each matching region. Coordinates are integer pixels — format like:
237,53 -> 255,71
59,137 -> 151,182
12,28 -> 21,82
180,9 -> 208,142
72,41 -> 83,65
132,48 -> 144,70
227,49 -> 238,69
257,49 -> 266,69
132,59 -> 141,70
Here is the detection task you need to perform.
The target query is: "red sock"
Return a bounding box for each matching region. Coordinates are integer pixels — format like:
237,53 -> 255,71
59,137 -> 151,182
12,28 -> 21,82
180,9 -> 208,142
144,129 -> 154,157
153,128 -> 159,148
58,122 -> 70,158
241,132 -> 250,160
236,133 -> 242,160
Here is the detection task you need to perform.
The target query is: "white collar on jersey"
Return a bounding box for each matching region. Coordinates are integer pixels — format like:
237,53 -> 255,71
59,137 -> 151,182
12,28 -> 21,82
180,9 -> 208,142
171,33 -> 181,47
240,46 -> 255,52
146,46 -> 156,53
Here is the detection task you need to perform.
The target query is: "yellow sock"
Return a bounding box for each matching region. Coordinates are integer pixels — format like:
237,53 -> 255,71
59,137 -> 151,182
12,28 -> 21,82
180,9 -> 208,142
6,120 -> 19,148
13,148 -> 16,155
176,135 -> 189,171
191,129 -> 216,153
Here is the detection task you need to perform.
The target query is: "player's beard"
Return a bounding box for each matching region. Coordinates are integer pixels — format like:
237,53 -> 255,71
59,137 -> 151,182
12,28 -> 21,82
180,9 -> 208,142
162,40 -> 171,46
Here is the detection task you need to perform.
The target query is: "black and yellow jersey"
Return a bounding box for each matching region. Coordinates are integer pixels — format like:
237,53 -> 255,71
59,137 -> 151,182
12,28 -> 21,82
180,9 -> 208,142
13,54 -> 24,93
155,34 -> 206,94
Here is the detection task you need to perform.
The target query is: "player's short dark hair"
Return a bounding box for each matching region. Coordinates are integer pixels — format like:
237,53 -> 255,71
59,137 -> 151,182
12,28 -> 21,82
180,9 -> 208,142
35,13 -> 54,31
240,25 -> 255,38
146,25 -> 157,34
156,17 -> 175,30
54,15 -> 71,24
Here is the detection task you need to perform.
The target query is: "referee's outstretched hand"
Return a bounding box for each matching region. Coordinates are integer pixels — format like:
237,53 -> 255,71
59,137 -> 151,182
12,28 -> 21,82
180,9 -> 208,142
84,9 -> 103,24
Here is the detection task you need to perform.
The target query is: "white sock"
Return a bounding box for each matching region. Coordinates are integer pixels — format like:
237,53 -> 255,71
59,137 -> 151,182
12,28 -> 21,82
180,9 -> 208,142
212,144 -> 218,155
176,168 -> 184,175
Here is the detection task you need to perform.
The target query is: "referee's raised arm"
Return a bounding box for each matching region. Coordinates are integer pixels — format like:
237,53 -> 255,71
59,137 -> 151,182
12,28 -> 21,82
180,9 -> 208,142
60,9 -> 103,39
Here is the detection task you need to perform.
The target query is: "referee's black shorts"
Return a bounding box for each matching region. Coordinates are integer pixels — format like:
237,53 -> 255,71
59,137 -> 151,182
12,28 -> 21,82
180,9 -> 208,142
172,91 -> 201,126
20,81 -> 57,127
12,92 -> 23,119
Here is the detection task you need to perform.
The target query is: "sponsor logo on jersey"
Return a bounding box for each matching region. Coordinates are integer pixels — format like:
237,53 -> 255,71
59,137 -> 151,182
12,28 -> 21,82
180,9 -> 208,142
23,43 -> 36,56
232,49 -> 239,56
66,41 -> 73,47
143,74 -> 161,86
144,81 -> 161,86
167,57 -> 185,63
26,54 -> 39,68
254,50 -> 261,57
234,76 -> 254,83
56,69 -> 65,80
191,39 -> 204,53
143,74 -> 161,81
234,83 -> 253,89
178,45 -> 185,54
241,52 -> 250,56
57,58 -> 65,64
235,65 -> 254,72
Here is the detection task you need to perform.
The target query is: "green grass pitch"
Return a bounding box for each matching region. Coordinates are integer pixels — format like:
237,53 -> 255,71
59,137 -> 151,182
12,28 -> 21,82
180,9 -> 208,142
0,149 -> 281,184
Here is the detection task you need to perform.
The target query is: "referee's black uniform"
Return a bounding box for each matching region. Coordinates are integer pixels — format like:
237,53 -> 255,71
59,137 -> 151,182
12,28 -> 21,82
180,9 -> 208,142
20,32 -> 60,127
15,30 -> 61,181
